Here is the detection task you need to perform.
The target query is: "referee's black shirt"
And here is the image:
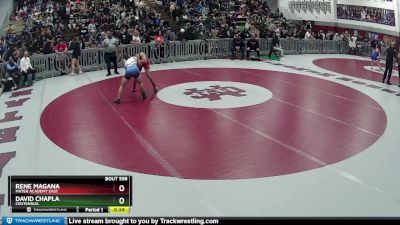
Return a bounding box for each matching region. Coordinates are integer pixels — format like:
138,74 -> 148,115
386,47 -> 398,65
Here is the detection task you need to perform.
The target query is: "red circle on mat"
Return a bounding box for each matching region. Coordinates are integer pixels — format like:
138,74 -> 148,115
40,68 -> 387,179
313,58 -> 399,84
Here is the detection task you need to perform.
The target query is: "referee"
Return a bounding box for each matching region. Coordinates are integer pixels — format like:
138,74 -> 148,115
382,41 -> 398,85
103,31 -> 120,76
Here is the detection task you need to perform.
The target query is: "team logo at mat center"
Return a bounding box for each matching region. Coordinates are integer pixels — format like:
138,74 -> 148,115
157,81 -> 273,109
183,85 -> 247,101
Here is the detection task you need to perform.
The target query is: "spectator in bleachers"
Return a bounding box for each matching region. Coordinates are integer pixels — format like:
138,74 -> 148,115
164,30 -> 176,42
241,28 -> 252,40
304,29 -> 312,40
0,40 -> 6,61
305,21 -> 312,30
79,24 -> 89,39
333,33 -> 341,41
88,20 -> 96,34
5,24 -> 14,34
349,34 -> 358,54
268,32 -> 284,59
54,37 -> 68,75
177,28 -> 186,42
6,56 -> 20,75
231,34 -> 245,60
326,31 -> 334,40
42,40 -> 53,55
246,36 -> 260,59
155,31 -> 165,44
8,34 -> 20,50
20,51 -> 36,85
1,73 -> 18,94
131,30 -> 142,44
27,37 -> 39,55
88,37 -> 98,48
315,30 -> 325,40
6,57 -> 21,88
120,28 -> 133,45
227,27 -> 235,39
154,30 -> 165,58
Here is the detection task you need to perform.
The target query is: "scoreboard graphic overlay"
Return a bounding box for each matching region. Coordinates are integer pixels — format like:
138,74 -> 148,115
8,176 -> 132,213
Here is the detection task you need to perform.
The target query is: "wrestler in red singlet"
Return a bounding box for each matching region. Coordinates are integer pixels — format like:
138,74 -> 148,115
133,52 -> 158,93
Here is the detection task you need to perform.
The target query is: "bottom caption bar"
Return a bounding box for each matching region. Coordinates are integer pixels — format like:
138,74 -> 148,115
3,217 -> 395,225
1,217 -> 222,225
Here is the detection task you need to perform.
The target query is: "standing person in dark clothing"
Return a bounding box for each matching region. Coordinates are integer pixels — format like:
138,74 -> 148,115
382,42 -> 398,85
246,37 -> 260,59
42,41 -> 53,54
219,27 -> 228,38
120,28 -> 132,45
370,39 -> 377,51
260,28 -> 268,39
28,38 -> 39,55
143,34 -> 152,43
240,28 -> 251,40
231,34 -> 245,60
177,28 -> 186,42
69,36 -> 83,75
79,24 -> 89,39
268,33 -> 284,59
164,30 -> 175,42
102,31 -> 120,76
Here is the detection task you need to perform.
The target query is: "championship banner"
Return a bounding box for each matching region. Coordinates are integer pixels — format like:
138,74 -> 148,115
307,1 -> 314,14
300,1 -> 307,13
289,2 -> 295,13
287,0 -> 333,15
383,35 -> 397,48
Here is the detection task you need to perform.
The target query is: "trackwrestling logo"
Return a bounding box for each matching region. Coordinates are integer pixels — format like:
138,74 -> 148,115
2,217 -> 64,225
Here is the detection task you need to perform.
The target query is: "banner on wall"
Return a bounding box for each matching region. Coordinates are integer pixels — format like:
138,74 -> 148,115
280,0 -> 335,22
383,35 -> 397,47
337,4 -> 396,27
369,32 -> 379,40
288,0 -> 332,14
